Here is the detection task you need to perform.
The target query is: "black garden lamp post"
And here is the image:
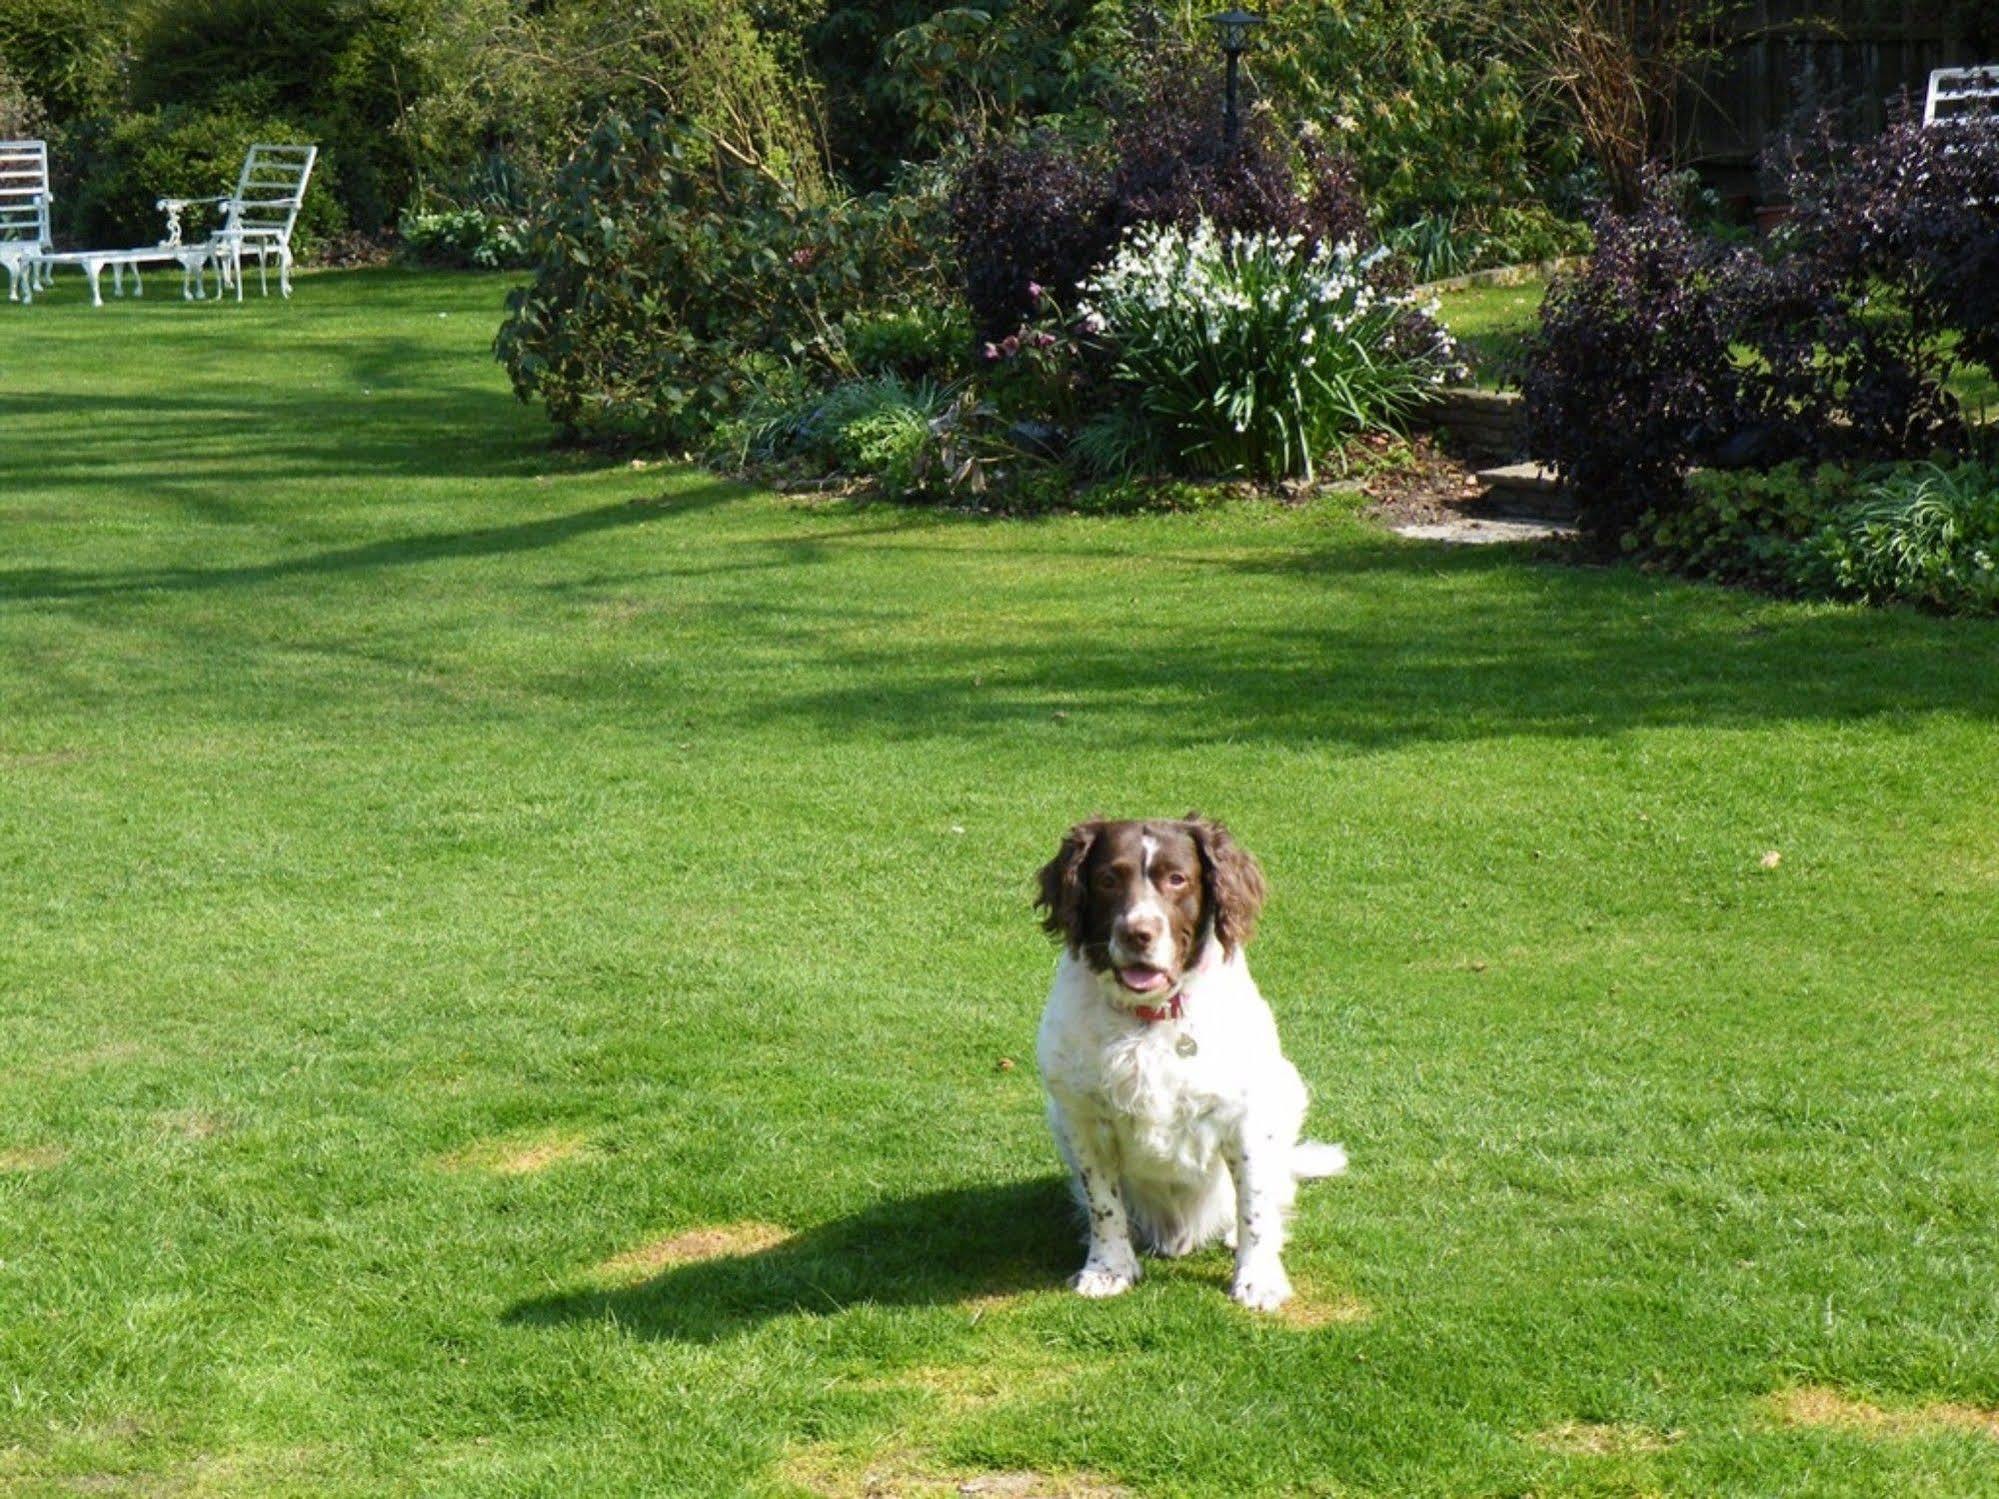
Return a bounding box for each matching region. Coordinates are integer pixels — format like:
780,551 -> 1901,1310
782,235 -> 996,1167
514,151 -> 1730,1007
1208,8 -> 1266,151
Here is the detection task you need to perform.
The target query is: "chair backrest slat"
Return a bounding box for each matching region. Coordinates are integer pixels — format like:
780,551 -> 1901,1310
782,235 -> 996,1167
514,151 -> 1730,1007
1925,65 -> 1999,127
217,144 -> 317,250
0,139 -> 51,251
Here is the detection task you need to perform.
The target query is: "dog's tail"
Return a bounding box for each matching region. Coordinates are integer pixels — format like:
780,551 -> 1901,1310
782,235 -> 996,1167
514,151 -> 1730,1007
1293,1140 -> 1349,1180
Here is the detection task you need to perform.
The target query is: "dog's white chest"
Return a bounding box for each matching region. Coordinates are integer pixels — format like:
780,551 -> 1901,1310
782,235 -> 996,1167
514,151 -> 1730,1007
1098,1029 -> 1231,1180
1037,948 -> 1292,1189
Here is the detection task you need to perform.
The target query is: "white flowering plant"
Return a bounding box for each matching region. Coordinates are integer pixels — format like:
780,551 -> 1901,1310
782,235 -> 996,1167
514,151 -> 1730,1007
1076,220 -> 1461,481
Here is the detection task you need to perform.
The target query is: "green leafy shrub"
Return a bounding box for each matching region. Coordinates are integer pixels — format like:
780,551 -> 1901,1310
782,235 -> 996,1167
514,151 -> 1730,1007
404,0 -> 828,229
842,305 -> 968,381
397,207 -> 529,269
1077,220 -> 1461,481
1256,3 -> 1585,261
801,0 -> 1130,188
873,0 -> 1128,157
1645,460 -> 1999,616
1645,463 -> 1855,586
57,103 -> 345,252
124,0 -> 421,232
498,113 -> 827,447
499,106 -> 958,448
0,57 -> 42,137
1800,462 -> 1999,615
0,0 -> 127,125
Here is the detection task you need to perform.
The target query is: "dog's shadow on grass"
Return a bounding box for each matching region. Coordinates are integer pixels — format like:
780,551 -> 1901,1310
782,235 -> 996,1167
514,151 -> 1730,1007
504,1178 -> 1078,1344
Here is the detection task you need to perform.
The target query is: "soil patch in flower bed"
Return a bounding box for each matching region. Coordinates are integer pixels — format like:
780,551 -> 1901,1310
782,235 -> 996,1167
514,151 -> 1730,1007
1354,435 -> 1537,524
1354,434 -> 1486,526
1354,435 -> 1577,545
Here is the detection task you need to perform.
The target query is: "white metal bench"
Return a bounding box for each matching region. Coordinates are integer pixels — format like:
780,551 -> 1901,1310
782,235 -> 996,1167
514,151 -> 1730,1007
26,245 -> 215,306
158,143 -> 317,300
0,139 -> 53,302
1924,65 -> 1999,128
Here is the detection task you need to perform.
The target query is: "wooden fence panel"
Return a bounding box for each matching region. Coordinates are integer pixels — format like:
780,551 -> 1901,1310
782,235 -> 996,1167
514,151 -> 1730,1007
1679,0 -> 1985,192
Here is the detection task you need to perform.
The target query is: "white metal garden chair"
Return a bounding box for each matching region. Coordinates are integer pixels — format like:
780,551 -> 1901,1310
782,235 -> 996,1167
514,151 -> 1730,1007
1923,66 -> 1999,128
0,139 -> 53,302
158,143 -> 318,301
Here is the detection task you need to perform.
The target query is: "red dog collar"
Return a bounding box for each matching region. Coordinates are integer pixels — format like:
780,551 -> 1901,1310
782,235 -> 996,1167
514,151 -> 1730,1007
1133,993 -> 1185,1024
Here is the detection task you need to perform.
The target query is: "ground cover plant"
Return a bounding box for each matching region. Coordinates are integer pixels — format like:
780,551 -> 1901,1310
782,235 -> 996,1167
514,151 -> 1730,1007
1647,460 -> 1999,616
5,269 -> 1999,1495
1801,461 -> 1999,613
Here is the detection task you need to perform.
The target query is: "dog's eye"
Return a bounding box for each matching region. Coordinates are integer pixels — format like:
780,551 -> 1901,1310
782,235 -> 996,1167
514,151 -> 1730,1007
1094,871 -> 1120,890
1162,871 -> 1189,890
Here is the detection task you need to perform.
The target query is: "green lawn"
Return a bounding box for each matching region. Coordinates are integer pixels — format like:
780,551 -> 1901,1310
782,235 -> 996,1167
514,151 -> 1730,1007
1433,281 -> 1545,388
5,268 -> 1999,1497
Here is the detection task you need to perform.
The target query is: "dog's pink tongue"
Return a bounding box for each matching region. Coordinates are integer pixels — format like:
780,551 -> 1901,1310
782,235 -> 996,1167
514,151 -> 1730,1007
1120,966 -> 1168,993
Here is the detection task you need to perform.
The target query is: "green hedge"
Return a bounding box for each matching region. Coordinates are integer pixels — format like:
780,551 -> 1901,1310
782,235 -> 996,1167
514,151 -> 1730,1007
57,105 -> 344,252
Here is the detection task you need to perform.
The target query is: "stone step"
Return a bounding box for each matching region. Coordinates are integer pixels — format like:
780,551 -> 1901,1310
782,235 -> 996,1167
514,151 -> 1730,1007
1474,461 -> 1577,521
1475,460 -> 1560,492
1437,388 -> 1523,418
1426,387 -> 1528,461
1394,516 -> 1576,546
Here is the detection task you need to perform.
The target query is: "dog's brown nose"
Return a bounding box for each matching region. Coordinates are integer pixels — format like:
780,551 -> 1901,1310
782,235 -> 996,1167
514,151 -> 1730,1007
1119,914 -> 1164,946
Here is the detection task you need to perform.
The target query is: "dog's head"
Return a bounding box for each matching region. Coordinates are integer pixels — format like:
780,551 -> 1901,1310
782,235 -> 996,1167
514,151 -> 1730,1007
1034,815 -> 1265,1001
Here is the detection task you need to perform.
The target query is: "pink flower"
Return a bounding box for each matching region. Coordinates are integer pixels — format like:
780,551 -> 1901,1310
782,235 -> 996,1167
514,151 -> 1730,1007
1028,281 -> 1046,303
1032,331 -> 1057,349
1000,334 -> 1020,356
981,342 -> 1001,361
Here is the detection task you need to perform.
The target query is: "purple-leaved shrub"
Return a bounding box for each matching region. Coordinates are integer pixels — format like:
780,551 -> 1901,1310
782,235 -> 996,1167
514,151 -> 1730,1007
1528,108 -> 1997,548
950,75 -> 1371,340
1780,107 -> 1999,383
1522,182 -> 1742,543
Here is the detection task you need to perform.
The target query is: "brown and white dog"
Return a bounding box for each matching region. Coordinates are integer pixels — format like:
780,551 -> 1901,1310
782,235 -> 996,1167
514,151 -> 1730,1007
1033,816 -> 1345,1311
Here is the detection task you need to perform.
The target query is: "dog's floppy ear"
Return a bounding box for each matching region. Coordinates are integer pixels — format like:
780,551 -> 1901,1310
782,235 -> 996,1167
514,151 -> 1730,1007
1035,820 -> 1102,952
1187,813 -> 1265,955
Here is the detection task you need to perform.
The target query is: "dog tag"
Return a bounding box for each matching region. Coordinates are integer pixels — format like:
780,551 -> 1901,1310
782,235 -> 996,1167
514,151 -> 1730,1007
1175,1033 -> 1198,1059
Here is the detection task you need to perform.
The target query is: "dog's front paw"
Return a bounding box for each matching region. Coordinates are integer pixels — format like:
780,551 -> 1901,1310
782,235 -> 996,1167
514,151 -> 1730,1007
1072,1262 -> 1139,1298
1230,1264 -> 1293,1313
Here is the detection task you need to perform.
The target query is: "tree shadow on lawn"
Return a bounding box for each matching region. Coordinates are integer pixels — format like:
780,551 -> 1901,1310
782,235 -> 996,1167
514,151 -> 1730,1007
703,535 -> 1999,749
504,1177 -> 1077,1344
0,384 -> 557,489
0,485 -> 755,604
